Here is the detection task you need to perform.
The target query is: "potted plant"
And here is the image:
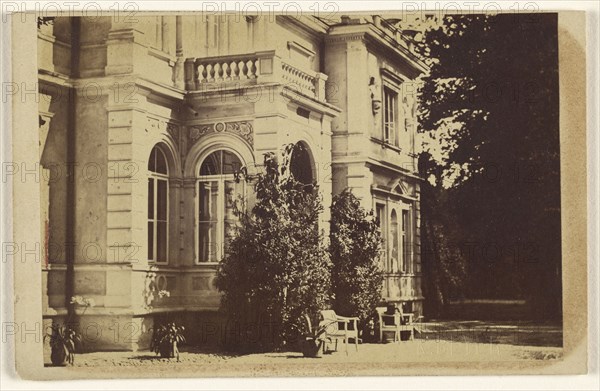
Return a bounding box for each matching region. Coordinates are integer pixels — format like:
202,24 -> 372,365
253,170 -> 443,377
45,323 -> 82,366
150,322 -> 186,361
300,314 -> 335,358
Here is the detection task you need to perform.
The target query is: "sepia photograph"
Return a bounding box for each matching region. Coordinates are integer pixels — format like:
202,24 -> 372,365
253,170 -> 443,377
1,1 -> 593,385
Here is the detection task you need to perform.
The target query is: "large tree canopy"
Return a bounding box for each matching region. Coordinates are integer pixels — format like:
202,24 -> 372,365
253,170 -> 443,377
416,13 -> 561,318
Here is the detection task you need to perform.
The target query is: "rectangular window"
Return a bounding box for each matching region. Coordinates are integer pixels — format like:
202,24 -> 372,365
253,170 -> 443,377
376,203 -> 387,272
147,221 -> 154,260
197,179 -> 245,263
383,86 -> 397,146
390,210 -> 399,273
156,179 -> 168,262
401,209 -> 410,273
148,177 -> 168,263
198,180 -> 220,262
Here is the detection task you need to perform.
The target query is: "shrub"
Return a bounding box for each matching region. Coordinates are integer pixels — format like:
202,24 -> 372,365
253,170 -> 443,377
215,146 -> 331,351
330,189 -> 383,333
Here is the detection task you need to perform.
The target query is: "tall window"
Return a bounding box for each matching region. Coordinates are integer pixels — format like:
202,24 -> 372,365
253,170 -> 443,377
376,203 -> 387,271
383,86 -> 397,145
148,146 -> 169,263
390,209 -> 399,273
401,210 -> 410,273
197,150 -> 244,263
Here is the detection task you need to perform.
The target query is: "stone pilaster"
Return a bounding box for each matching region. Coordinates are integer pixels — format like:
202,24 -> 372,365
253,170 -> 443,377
104,17 -> 147,76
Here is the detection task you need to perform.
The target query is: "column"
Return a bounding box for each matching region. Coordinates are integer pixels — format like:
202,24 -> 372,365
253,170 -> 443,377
173,15 -> 184,89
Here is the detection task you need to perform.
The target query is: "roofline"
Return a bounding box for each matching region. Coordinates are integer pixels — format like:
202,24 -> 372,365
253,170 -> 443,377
276,15 -> 329,38
325,23 -> 428,76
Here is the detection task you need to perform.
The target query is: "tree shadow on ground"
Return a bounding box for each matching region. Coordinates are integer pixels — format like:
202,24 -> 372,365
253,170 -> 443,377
419,320 -> 563,347
128,345 -> 244,361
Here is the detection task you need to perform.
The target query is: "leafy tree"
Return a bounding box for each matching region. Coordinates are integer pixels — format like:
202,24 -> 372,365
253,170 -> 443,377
416,14 -> 561,318
419,159 -> 468,314
329,189 -> 383,333
215,146 -> 331,351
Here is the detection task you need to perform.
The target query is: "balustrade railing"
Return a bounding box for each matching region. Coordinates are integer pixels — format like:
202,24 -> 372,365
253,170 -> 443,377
281,61 -> 317,97
198,58 -> 259,83
184,51 -> 327,102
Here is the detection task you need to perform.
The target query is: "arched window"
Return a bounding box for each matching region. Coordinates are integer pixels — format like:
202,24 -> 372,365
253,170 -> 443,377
390,209 -> 399,273
290,143 -> 314,185
197,150 -> 245,263
148,146 -> 169,263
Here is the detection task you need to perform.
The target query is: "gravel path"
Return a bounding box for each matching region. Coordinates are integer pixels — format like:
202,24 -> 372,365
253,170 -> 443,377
72,339 -> 562,368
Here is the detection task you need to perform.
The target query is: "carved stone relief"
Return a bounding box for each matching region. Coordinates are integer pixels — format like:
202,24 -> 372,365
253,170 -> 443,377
187,120 -> 254,148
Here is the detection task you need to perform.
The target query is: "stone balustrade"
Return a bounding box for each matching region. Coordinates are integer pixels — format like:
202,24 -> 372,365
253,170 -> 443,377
184,50 -> 328,102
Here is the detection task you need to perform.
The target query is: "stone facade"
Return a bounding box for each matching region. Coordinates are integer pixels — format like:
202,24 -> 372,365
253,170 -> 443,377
39,15 -> 427,350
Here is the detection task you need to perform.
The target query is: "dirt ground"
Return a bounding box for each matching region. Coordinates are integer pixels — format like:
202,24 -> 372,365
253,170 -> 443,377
70,320 -> 562,368
71,340 -> 561,368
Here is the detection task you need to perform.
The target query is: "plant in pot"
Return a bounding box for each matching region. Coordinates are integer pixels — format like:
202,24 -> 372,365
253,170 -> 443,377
300,314 -> 335,358
45,323 -> 82,366
150,322 -> 186,361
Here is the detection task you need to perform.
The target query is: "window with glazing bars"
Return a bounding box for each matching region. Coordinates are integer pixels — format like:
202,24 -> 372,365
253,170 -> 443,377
148,146 -> 169,264
383,86 -> 397,145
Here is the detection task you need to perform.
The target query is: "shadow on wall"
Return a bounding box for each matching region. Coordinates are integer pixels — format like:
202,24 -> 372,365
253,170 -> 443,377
153,311 -> 228,348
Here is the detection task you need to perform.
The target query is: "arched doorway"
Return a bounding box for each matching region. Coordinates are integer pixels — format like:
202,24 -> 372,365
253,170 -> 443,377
289,142 -> 314,185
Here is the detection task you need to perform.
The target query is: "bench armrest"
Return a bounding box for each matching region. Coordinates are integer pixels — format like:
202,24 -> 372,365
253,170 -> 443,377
335,315 -> 358,321
401,313 -> 414,324
335,315 -> 358,332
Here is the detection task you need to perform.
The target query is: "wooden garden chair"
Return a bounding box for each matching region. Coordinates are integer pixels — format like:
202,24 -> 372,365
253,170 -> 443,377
376,305 -> 423,342
319,309 -> 360,354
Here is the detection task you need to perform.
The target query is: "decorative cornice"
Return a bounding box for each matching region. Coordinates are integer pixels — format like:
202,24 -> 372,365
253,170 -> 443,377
325,24 -> 428,76
324,32 -> 367,44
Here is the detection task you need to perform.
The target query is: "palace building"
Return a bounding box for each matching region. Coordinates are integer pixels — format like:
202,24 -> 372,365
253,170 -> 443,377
38,14 -> 427,350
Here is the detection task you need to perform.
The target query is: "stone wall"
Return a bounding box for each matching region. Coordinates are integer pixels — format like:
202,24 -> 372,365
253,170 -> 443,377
41,15 -> 425,351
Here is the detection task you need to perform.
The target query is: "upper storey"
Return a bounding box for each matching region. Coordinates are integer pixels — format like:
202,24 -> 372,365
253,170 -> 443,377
321,15 -> 428,175
37,16 -> 327,81
37,15 -> 427,171
182,16 -> 331,106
